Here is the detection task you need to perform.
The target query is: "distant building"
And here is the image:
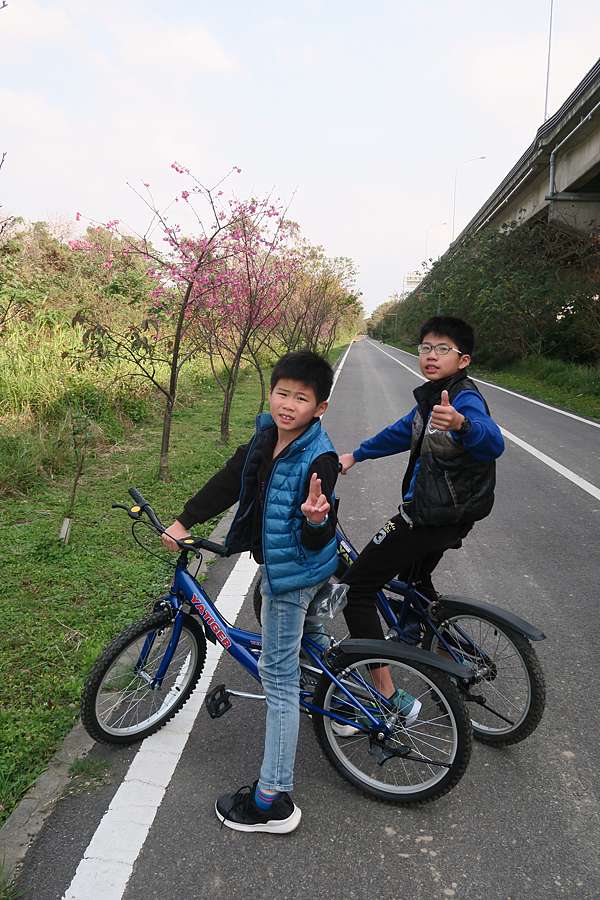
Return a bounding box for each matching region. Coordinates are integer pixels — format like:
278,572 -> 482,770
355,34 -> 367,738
405,271 -> 424,293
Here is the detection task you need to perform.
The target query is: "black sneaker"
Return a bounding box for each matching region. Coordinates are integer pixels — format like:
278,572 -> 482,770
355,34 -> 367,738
215,783 -> 301,834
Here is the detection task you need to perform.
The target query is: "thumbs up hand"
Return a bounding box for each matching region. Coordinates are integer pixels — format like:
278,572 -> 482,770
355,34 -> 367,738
430,390 -> 464,432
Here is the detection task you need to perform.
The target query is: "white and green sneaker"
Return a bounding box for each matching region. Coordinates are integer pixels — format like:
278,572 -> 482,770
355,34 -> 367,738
331,687 -> 422,737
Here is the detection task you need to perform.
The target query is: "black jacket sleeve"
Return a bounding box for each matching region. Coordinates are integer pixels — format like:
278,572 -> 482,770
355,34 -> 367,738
177,443 -> 248,529
300,452 -> 339,551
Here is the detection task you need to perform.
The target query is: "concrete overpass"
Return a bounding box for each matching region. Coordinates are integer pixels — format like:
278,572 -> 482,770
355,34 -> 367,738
456,57 -> 600,240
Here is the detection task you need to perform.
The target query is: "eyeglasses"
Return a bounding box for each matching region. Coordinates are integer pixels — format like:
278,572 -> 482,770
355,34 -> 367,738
417,343 -> 463,357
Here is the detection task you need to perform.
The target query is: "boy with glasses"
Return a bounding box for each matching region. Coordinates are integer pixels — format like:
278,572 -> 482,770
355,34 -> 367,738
334,317 -> 504,728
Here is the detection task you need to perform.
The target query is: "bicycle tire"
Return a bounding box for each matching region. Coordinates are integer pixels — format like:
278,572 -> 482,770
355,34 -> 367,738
313,651 -> 472,804
423,606 -> 546,746
81,609 -> 206,744
253,578 -> 262,626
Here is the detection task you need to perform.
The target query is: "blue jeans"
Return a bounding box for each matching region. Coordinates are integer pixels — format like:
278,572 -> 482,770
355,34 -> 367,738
257,569 -> 327,794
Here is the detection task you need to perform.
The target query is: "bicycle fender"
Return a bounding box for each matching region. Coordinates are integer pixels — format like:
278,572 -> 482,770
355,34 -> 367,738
436,595 -> 546,641
337,639 -> 472,681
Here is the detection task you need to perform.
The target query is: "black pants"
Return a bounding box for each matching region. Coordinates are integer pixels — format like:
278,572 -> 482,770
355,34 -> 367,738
342,513 -> 472,640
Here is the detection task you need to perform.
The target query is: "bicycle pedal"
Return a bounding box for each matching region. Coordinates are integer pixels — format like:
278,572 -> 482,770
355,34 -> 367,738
369,740 -> 411,766
299,668 -> 319,690
205,684 -> 233,719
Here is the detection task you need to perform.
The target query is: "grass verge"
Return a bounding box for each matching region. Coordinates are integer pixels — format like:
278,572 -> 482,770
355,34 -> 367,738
0,863 -> 22,900
0,371 -> 259,827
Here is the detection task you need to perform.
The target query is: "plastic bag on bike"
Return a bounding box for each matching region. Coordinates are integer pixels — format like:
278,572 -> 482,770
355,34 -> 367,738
306,582 -> 349,621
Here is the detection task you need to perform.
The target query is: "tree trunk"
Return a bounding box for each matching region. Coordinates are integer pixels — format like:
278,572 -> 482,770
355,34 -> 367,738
248,345 -> 266,413
159,394 -> 174,481
256,362 -> 266,413
220,356 -> 241,442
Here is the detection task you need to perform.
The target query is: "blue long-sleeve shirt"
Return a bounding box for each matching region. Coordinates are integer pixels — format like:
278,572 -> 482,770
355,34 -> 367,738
353,391 -> 504,501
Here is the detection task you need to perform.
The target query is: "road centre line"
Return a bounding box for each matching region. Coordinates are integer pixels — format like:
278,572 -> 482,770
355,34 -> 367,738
367,340 -> 600,503
63,343 -> 354,900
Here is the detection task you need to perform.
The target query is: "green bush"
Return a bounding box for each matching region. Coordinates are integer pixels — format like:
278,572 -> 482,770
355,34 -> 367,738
509,356 -> 600,396
372,221 -> 600,369
0,421 -> 72,494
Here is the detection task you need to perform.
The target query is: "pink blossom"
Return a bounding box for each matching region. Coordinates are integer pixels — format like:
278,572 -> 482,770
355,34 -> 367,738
75,211 -> 81,221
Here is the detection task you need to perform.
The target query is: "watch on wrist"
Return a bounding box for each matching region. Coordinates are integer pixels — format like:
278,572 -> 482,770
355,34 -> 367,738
457,416 -> 471,436
306,514 -> 328,527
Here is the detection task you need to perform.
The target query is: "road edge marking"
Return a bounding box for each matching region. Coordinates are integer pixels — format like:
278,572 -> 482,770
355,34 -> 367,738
376,340 -> 600,430
366,340 -> 600,503
60,342 -> 351,899
63,553 -> 259,900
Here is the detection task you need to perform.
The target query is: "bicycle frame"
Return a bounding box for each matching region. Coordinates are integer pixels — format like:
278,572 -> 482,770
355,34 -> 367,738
335,526 -> 467,661
144,553 -> 388,734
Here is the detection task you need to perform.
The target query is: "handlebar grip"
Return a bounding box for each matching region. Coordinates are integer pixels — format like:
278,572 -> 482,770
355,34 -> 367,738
126,487 -> 228,556
128,487 -> 147,507
194,538 -> 230,557
128,486 -> 164,531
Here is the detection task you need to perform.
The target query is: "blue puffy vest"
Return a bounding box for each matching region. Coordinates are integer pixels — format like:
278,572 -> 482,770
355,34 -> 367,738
225,413 -> 338,594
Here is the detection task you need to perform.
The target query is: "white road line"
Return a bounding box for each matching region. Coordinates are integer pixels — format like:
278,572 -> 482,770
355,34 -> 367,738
501,428 -> 600,501
470,375 -> 600,429
63,554 -> 259,900
369,341 -> 423,378
63,344 -> 352,900
378,341 -> 600,430
330,341 -> 353,393
366,340 -> 600,503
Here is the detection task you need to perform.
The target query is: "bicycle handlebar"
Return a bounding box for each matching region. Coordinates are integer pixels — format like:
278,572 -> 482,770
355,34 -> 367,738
123,487 -> 230,557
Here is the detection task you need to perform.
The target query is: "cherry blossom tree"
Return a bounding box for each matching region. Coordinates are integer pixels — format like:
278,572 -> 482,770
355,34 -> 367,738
70,164 -> 248,479
192,201 -> 303,440
271,248 -> 361,355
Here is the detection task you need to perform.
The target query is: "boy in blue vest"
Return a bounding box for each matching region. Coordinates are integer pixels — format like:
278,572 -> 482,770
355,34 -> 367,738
333,317 -> 504,731
162,351 -> 339,834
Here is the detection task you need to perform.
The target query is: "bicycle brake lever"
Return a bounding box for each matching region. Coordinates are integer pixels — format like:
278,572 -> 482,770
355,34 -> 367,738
111,502 -> 142,520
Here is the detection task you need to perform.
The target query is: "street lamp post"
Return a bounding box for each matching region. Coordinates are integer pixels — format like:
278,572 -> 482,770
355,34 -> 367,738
451,156 -> 486,241
544,0 -> 555,122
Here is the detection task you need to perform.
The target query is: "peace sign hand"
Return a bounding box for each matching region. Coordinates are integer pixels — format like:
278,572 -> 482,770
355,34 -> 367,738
301,472 -> 330,525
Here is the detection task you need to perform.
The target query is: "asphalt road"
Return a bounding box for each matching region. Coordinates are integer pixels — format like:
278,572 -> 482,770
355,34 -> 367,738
14,339 -> 600,900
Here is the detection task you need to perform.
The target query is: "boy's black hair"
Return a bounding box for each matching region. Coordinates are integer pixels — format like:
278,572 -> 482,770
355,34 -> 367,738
270,351 -> 334,404
419,316 -> 475,356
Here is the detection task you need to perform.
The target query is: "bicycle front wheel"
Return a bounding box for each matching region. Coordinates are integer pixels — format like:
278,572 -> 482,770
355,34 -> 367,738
81,610 -> 206,744
313,653 -> 472,804
424,609 -> 546,745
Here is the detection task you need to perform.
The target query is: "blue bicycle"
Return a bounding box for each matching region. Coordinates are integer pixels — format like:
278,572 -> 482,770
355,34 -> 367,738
81,488 -> 473,804
255,517 -> 546,747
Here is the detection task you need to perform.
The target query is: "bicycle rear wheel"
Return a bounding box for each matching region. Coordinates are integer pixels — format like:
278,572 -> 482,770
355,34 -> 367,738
253,578 -> 263,626
424,608 -> 545,745
313,653 -> 472,804
81,610 -> 206,744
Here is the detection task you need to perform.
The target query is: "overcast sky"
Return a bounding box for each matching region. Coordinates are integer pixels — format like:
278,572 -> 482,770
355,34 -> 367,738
1,0 -> 598,312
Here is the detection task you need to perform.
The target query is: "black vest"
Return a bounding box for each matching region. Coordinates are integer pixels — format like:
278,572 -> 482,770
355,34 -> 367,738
401,373 -> 496,527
